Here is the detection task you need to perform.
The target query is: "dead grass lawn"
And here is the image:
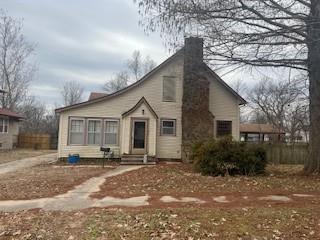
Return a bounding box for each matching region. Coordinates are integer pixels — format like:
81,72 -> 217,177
0,207 -> 319,239
92,164 -> 320,199
0,149 -> 56,164
0,165 -> 112,200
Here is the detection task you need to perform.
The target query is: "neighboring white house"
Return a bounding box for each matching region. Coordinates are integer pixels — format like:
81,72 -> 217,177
0,108 -> 24,150
55,37 -> 246,163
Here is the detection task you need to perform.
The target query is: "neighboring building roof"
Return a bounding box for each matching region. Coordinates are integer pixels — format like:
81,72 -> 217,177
0,108 -> 24,119
122,97 -> 158,119
56,47 -> 246,113
88,92 -> 108,100
240,123 -> 285,134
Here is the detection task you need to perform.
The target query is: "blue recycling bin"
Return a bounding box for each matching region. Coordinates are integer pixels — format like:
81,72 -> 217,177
68,154 -> 80,164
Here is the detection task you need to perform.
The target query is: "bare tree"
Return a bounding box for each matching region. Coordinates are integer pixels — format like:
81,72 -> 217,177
249,77 -> 308,142
0,10 -> 36,110
127,50 -> 142,81
18,96 -> 46,134
103,50 -> 156,93
103,71 -> 129,93
61,80 -> 84,106
135,0 -> 320,173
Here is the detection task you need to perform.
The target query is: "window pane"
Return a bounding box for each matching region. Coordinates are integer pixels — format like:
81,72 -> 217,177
217,121 -> 232,137
163,76 -> 176,102
163,127 -> 174,135
105,121 -> 118,145
71,120 -> 84,132
88,132 -> 101,145
161,119 -> 175,135
163,121 -> 174,128
88,120 -> 101,132
70,132 -> 83,145
70,119 -> 84,144
105,133 -> 117,145
87,120 -> 101,145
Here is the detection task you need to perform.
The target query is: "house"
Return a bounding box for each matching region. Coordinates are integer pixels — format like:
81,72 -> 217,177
0,108 -> 24,149
240,123 -> 285,142
55,37 -> 246,163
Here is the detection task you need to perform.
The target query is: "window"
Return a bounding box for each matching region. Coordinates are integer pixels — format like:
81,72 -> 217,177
216,121 -> 232,137
161,119 -> 176,136
87,119 -> 101,145
104,120 -> 119,145
162,76 -> 176,102
69,118 -> 84,145
0,118 -> 8,133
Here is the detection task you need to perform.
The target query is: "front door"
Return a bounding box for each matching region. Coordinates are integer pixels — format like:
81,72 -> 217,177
131,119 -> 147,154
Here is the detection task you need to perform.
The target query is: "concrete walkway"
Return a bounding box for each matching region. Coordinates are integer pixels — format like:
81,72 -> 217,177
0,153 -> 57,175
0,165 -> 146,212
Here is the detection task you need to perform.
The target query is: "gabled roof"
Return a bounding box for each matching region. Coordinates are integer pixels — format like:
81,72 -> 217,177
55,49 -> 184,113
204,65 -> 247,105
88,92 -> 108,100
122,97 -> 158,119
55,46 -> 246,113
0,108 -> 24,119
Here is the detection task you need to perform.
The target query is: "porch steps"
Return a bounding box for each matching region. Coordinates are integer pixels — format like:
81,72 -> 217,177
120,155 -> 157,165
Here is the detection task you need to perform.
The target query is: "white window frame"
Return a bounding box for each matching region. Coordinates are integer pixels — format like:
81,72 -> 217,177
104,119 -> 119,146
160,119 -> 176,136
87,119 -> 102,145
162,76 -> 176,102
0,117 -> 9,134
68,118 -> 85,145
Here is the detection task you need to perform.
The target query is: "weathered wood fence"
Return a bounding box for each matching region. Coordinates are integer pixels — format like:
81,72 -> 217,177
18,134 -> 51,150
264,143 -> 308,165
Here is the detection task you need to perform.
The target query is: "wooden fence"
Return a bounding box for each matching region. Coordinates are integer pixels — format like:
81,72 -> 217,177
18,134 -> 51,150
264,143 -> 308,165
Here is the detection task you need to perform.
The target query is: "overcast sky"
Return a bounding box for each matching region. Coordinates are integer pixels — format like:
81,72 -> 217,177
1,0 -> 171,108
1,0 -> 291,109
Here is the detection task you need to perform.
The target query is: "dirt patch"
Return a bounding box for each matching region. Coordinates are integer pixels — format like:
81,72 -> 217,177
0,149 -> 56,164
0,164 -> 112,200
91,164 -> 320,199
0,207 -> 319,239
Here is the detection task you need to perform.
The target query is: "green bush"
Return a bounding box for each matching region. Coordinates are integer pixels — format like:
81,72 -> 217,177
192,136 -> 267,176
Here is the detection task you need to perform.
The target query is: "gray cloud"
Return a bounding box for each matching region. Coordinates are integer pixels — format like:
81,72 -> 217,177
1,0 -> 168,107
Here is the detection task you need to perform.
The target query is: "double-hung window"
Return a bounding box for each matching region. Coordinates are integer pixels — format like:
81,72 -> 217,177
69,118 -> 85,145
104,120 -> 119,145
216,120 -> 232,137
0,118 -> 8,133
160,119 -> 176,136
87,119 -> 101,145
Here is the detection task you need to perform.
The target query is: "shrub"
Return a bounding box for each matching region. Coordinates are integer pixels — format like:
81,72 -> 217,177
192,136 -> 267,176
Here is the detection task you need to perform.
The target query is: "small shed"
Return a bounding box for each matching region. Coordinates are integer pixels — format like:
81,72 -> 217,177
240,123 -> 285,142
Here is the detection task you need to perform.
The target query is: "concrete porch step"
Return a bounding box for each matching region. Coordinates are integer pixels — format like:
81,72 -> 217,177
120,155 -> 157,165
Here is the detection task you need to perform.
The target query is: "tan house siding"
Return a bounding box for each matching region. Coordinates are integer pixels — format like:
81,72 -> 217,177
57,56 -> 184,159
209,77 -> 240,140
0,119 -> 20,149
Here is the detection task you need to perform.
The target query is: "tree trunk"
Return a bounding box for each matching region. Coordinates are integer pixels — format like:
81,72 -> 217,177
305,0 -> 320,174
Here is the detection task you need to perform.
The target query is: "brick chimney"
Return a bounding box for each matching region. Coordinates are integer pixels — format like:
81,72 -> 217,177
181,37 -> 214,161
